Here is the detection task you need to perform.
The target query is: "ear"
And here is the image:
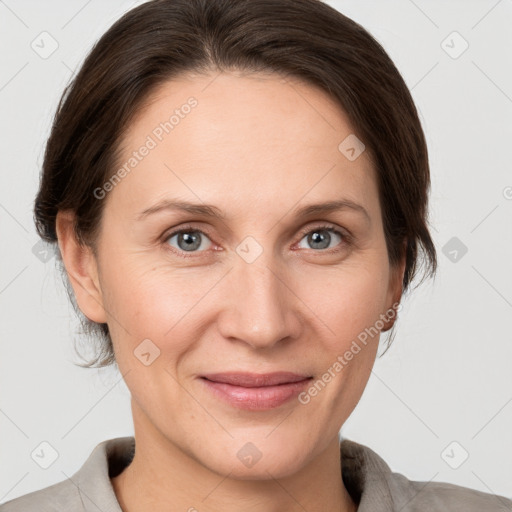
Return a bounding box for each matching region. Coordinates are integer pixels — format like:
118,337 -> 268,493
381,239 -> 407,333
55,210 -> 107,324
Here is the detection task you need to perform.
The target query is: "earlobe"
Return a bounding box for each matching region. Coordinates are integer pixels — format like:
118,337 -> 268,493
55,210 -> 107,324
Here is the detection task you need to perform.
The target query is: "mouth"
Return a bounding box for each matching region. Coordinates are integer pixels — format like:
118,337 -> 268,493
199,372 -> 313,411
200,371 -> 312,387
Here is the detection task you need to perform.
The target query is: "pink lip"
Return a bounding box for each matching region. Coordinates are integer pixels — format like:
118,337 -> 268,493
199,372 -> 313,411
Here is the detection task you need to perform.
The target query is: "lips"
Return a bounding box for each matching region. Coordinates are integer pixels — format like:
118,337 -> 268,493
200,372 -> 313,411
201,372 -> 312,387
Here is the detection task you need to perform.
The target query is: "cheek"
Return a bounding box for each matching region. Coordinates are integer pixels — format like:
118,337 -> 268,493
297,256 -> 390,351
101,256 -> 221,356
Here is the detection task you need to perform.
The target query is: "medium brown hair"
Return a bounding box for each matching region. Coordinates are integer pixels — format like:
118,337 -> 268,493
34,0 -> 437,368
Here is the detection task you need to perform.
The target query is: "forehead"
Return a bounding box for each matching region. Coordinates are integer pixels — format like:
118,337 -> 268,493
108,71 -> 379,221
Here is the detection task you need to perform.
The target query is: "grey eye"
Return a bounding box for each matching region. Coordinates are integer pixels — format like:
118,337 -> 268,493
297,228 -> 343,250
167,230 -> 212,252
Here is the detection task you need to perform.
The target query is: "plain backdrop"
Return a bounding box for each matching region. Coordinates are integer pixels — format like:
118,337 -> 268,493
1,0 -> 511,503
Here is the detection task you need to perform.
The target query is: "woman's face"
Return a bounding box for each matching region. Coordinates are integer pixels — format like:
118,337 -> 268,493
67,71 -> 404,478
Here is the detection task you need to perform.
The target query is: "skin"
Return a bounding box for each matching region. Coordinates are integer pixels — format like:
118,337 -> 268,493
56,70 -> 405,512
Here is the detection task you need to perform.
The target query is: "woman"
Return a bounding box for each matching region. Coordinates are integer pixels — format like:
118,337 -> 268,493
1,0 -> 510,510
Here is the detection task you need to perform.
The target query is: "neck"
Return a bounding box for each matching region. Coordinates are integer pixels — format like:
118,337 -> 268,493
111,410 -> 357,512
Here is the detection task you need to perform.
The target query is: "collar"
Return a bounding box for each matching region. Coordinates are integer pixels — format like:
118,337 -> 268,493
75,436 -> 134,512
340,438 -> 398,510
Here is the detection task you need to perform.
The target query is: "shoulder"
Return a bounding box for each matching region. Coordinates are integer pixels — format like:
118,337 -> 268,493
388,469 -> 512,511
0,478 -> 80,512
0,436 -> 134,512
340,438 -> 512,511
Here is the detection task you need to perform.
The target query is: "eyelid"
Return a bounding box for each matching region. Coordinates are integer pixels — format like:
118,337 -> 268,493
296,222 -> 350,240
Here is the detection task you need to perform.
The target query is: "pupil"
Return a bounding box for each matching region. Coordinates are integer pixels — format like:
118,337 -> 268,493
180,232 -> 200,251
310,230 -> 329,249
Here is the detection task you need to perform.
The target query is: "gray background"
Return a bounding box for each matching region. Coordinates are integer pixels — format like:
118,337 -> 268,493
1,0 -> 511,503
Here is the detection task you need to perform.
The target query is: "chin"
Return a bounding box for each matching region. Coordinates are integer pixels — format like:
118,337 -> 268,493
200,439 -> 311,481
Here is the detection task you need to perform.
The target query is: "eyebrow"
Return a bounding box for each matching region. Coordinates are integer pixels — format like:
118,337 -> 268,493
136,198 -> 371,224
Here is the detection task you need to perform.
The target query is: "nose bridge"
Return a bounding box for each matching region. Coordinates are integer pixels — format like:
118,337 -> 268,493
220,244 -> 297,349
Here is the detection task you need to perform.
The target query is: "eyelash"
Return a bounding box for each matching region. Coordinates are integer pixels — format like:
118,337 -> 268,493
161,223 -> 351,259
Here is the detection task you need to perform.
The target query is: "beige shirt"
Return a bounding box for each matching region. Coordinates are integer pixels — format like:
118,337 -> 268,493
1,436 -> 511,511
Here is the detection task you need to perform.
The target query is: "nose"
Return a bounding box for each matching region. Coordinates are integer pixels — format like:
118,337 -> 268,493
217,254 -> 302,350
